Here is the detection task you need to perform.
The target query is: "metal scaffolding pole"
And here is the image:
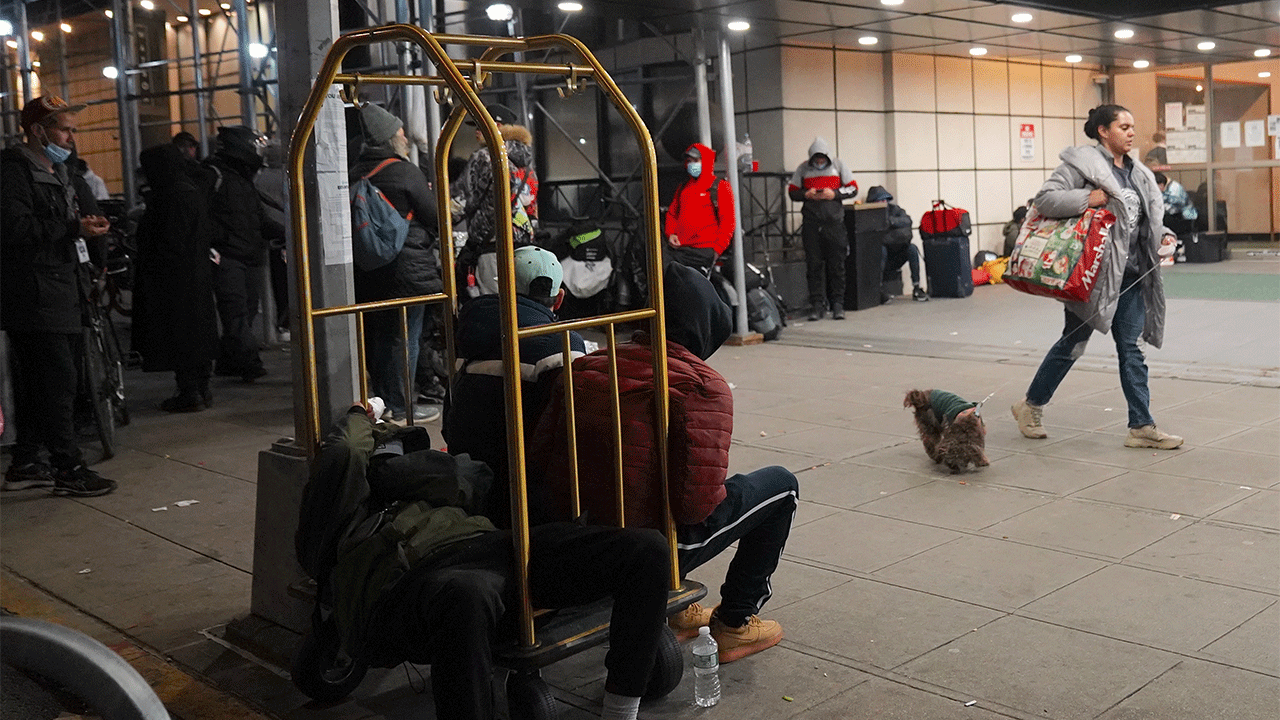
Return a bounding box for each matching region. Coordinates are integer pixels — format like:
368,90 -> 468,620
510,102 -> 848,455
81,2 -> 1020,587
420,0 -> 440,147
718,32 -> 749,339
110,0 -> 138,208
693,29 -> 711,148
232,0 -> 253,127
189,0 -> 210,154
16,0 -> 31,103
54,0 -> 69,100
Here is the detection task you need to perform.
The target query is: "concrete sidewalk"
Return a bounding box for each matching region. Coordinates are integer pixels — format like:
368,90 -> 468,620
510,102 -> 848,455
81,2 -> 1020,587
2,259 -> 1277,719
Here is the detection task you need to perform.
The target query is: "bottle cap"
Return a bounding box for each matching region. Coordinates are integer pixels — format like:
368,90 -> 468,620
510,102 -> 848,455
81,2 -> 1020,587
698,626 -> 710,636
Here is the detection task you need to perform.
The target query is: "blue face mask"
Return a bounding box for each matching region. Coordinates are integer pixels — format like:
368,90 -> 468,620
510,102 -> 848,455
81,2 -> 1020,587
686,161 -> 702,178
44,140 -> 72,165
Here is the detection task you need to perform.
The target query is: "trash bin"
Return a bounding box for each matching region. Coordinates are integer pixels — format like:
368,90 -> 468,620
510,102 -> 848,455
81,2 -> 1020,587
844,203 -> 888,311
1183,231 -> 1227,263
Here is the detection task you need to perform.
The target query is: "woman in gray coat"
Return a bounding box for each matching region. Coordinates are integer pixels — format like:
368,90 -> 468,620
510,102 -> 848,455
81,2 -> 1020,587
1010,105 -> 1182,450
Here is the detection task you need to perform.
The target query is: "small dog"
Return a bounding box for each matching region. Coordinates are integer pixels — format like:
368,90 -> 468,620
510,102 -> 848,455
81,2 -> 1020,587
904,389 -> 990,474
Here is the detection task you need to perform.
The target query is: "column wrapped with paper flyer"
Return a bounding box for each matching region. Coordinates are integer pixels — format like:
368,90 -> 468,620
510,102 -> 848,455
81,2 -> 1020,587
1004,207 -> 1115,303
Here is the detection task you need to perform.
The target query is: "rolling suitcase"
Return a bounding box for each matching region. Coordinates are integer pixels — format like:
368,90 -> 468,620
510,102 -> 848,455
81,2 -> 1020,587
920,200 -> 974,298
923,235 -> 974,298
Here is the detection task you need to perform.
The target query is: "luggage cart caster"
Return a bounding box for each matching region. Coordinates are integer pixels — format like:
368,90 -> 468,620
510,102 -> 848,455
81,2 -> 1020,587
291,615 -> 369,703
643,624 -> 684,700
507,669 -> 559,720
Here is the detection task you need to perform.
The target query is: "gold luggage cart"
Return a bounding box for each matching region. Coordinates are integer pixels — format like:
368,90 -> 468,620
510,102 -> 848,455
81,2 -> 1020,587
287,25 -> 706,716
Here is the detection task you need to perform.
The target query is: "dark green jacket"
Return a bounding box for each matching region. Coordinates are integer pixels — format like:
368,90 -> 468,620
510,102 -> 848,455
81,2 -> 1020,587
930,390 -> 978,423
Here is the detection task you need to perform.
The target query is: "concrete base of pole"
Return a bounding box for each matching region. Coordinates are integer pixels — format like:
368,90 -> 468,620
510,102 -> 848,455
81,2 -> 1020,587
249,440 -> 312,634
724,332 -> 764,346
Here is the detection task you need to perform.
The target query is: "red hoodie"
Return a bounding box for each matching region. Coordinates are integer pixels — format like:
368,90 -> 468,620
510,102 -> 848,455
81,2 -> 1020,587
663,143 -> 735,255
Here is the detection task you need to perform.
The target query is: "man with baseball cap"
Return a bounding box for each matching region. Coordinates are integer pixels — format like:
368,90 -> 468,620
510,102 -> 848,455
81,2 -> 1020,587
2,95 -> 116,496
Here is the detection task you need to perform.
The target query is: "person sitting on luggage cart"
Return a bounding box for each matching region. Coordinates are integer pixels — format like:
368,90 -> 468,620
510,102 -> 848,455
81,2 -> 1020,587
788,137 -> 858,321
319,403 -> 672,720
531,262 -> 799,665
865,186 -> 928,303
1154,171 -> 1197,237
664,143 -> 734,273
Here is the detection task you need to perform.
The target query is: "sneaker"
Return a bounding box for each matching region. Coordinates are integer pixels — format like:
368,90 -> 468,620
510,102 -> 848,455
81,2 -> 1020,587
1124,425 -> 1183,450
880,292 -> 894,305
1011,399 -> 1048,439
807,308 -> 824,322
383,404 -> 442,425
668,602 -> 714,641
831,307 -> 846,320
710,614 -> 784,663
51,466 -> 117,497
160,392 -> 207,413
3,462 -> 55,491
912,286 -> 929,302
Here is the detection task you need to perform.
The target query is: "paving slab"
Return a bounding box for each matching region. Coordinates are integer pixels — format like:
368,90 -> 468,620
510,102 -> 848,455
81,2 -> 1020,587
792,677 -> 1018,720
982,498 -> 1190,559
899,615 -> 1180,720
855,479 -> 1053,532
1198,601 -> 1280,675
872,535 -> 1107,610
767,577 -> 1003,670
1143,445 -> 1280,486
970,453 -> 1128,496
1070,471 -> 1259,518
1095,659 -> 1280,720
784,510 -> 961,574
1021,564 -> 1277,654
1126,522 -> 1280,593
791,460 -> 935,510
1207,489 -> 1280,531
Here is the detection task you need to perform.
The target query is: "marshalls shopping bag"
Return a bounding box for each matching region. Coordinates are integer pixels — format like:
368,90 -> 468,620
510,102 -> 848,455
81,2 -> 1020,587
1004,207 -> 1115,303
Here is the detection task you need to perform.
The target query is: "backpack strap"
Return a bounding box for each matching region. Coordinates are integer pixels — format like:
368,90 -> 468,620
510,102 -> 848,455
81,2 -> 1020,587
359,158 -> 413,221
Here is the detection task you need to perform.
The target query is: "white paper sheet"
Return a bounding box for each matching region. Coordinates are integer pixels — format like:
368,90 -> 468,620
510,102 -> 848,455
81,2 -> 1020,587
1164,102 -> 1183,130
1244,119 -> 1265,148
316,85 -> 352,266
1186,105 -> 1206,130
1220,121 -> 1241,149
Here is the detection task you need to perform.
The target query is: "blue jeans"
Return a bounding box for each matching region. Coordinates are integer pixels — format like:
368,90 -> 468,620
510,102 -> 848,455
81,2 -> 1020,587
677,466 -> 799,624
883,244 -> 921,284
1026,276 -> 1154,428
364,304 -> 425,415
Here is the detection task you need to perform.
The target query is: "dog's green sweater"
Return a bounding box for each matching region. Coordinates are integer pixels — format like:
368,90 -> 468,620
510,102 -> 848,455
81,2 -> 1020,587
930,390 -> 978,423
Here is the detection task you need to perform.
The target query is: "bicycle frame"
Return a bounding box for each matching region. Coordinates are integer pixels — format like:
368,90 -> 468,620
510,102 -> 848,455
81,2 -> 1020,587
288,25 -> 676,649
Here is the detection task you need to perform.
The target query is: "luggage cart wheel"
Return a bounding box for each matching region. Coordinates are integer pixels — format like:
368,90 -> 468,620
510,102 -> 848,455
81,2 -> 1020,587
291,616 -> 368,703
506,670 -> 559,720
643,624 -> 684,701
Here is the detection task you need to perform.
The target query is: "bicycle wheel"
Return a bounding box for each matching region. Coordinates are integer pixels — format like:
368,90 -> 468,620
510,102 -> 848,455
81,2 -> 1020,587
83,325 -> 117,460
100,314 -> 130,427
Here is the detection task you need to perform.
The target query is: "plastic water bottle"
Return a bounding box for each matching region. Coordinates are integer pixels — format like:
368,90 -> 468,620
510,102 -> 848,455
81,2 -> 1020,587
738,133 -> 755,173
691,626 -> 721,707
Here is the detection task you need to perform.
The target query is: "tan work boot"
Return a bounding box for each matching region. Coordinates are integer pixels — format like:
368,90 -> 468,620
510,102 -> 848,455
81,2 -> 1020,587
1011,399 -> 1048,439
1124,425 -> 1184,450
668,602 -> 714,641
710,614 -> 784,663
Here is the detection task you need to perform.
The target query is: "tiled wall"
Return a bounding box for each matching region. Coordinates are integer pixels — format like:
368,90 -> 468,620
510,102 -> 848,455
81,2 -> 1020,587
735,45 -> 1104,255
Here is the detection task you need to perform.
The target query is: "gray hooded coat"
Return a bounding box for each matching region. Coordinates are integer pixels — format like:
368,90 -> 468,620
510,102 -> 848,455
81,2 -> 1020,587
1033,144 -> 1170,348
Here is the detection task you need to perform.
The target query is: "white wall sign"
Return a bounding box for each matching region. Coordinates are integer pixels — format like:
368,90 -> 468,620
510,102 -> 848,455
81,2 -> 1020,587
1244,119 -> 1265,148
1020,138 -> 1035,161
1164,102 -> 1183,130
1220,121 -> 1241,149
1186,105 -> 1206,130
1268,115 -> 1280,136
317,85 -> 353,266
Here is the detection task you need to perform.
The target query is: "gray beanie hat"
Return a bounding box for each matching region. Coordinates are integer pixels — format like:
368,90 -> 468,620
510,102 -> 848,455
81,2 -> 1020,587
360,103 -> 403,146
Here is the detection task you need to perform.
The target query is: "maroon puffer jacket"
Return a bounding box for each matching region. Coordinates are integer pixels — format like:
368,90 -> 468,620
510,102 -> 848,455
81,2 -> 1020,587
529,338 -> 731,529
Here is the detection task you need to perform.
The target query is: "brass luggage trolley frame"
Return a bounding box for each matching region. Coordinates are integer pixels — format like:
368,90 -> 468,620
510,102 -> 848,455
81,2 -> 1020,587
288,23 -> 704,686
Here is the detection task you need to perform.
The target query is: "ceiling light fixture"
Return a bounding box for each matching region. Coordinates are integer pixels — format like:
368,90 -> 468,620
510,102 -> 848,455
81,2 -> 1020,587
1255,49 -> 1271,57
104,9 -> 113,19
557,1 -> 583,11
486,3 -> 514,21
1065,54 -> 1082,63
140,0 -> 154,10
30,30 -> 43,41
0,19 -> 12,35
1261,72 -> 1273,78
221,2 -> 232,8
727,20 -> 750,32
969,47 -> 987,56
198,8 -> 212,16
1114,29 -> 1134,40
1195,84 -> 1202,91
103,65 -> 119,79
1197,41 -> 1215,50
881,0 -> 905,5
1133,59 -> 1150,68
1011,13 -> 1033,23
248,42 -> 269,58
5,39 -> 17,49
858,36 -> 878,45
176,14 -> 188,22
60,22 -> 72,33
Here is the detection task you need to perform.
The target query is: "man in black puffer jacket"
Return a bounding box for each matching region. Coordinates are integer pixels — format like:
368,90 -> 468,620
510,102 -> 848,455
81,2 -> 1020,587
349,103 -> 443,424
204,125 -> 284,381
866,186 -> 928,303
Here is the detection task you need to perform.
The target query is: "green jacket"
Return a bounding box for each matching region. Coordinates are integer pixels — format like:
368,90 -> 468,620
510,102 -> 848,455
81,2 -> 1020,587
930,390 -> 978,423
323,411 -> 497,656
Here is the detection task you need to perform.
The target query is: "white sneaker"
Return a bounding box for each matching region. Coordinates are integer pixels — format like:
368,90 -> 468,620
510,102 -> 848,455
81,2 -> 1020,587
1124,425 -> 1183,450
1011,399 -> 1048,439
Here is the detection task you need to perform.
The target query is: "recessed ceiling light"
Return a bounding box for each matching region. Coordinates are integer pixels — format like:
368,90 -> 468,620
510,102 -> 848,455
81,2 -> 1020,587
198,8 -> 212,16
727,20 -> 750,32
1262,72 -> 1273,78
102,66 -> 119,79
60,22 -> 72,33
140,0 -> 154,9
176,14 -> 189,22
5,39 -> 17,49
1114,29 -> 1135,40
1195,84 -> 1203,91
104,9 -> 113,18
248,42 -> 269,58
969,47 -> 987,56
221,2 -> 232,9
1065,54 -> 1082,63
1011,13 -> 1033,23
557,1 -> 583,11
881,0 -> 905,5
0,20 -> 12,35
30,30 -> 43,41
486,3 -> 514,21
1255,49 -> 1272,57
1133,59 -> 1150,68
1197,41 -> 1216,51
858,36 -> 878,45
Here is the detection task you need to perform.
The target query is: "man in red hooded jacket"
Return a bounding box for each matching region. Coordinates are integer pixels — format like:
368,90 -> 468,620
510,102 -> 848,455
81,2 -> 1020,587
664,144 -> 735,272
